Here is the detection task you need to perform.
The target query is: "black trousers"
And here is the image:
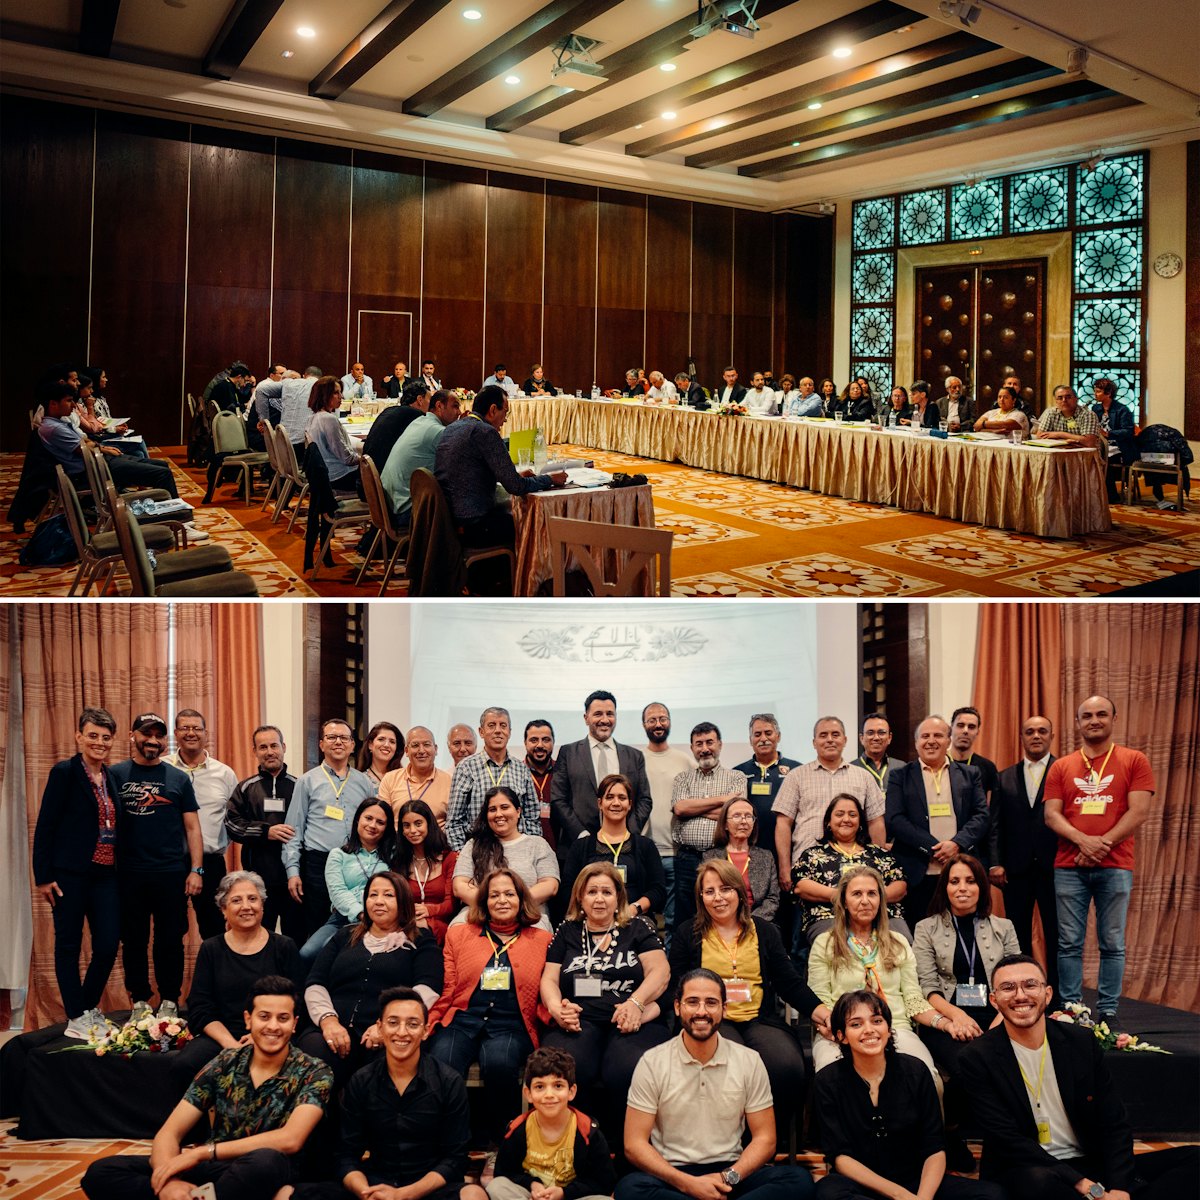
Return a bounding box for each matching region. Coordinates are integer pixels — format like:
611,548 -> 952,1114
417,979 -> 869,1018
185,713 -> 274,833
107,454 -> 179,499
817,1172 -> 1003,1200
460,506 -> 515,549
1003,867 -> 1059,994
243,846 -> 305,940
118,869 -> 189,1004
673,846 -> 704,929
51,864 -> 120,1019
720,1019 -> 807,1139
193,851 -> 228,940
81,1148 -> 291,1200
903,875 -> 940,929
300,849 -> 332,942
993,1147 -> 1199,1200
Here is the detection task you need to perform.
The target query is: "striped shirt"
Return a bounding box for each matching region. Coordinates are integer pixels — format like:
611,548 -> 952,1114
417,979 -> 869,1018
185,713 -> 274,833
772,759 -> 885,867
670,765 -> 748,852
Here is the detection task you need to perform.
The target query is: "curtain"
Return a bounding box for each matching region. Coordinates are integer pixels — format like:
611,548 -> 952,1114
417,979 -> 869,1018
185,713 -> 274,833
0,607 -> 31,1027
1058,603 -> 1200,1012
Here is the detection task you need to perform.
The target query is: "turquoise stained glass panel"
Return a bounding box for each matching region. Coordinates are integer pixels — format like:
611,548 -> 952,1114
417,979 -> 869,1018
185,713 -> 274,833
1073,298 -> 1141,362
1009,168 -> 1068,232
850,308 -> 894,358
1075,228 -> 1142,292
1076,155 -> 1143,225
899,190 -> 946,245
950,180 -> 1003,239
853,198 -> 894,250
851,253 -> 895,303
851,362 -> 893,401
1072,367 -> 1140,419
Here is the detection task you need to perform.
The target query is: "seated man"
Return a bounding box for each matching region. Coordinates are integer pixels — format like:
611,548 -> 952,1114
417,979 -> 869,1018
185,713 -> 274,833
433,386 -> 565,548
482,363 -> 519,397
616,968 -> 814,1200
745,373 -> 777,415
207,362 -> 251,413
936,376 -> 974,432
1090,377 -> 1137,503
783,376 -> 823,418
1034,385 -> 1101,447
383,360 -> 409,399
381,388 -> 463,523
959,955 -> 1197,1200
362,382 -> 430,475
645,371 -> 678,403
673,373 -> 708,409
82,974 -> 331,1200
522,364 -> 556,396
340,362 -> 374,403
712,366 -> 747,408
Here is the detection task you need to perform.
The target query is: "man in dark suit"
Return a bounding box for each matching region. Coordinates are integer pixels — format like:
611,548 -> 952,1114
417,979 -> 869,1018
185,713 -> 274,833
673,372 -> 709,409
885,714 -> 989,927
989,715 -> 1059,993
711,365 -> 747,407
550,689 -> 652,854
959,954 -> 1196,1199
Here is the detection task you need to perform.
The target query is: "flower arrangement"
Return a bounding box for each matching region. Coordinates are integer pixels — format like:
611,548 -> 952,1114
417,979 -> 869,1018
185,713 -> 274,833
714,400 -> 748,417
453,388 -> 476,405
1049,1003 -> 1168,1053
94,1012 -> 194,1057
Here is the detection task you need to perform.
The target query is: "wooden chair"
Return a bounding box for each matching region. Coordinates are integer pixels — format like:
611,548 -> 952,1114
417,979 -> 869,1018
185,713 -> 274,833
356,455 -> 410,594
1128,450 -> 1188,511
546,514 -> 672,597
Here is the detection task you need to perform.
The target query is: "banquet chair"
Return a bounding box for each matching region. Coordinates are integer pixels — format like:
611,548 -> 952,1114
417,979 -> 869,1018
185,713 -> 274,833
274,424 -> 310,529
356,454 -> 410,594
205,411 -> 270,504
259,419 -> 283,511
1128,444 -> 1189,512
546,514 -> 672,597
81,443 -> 177,537
301,442 -> 369,577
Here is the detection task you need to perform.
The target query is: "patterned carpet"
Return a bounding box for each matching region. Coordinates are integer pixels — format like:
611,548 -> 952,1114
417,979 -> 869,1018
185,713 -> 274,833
2,444 -> 1196,598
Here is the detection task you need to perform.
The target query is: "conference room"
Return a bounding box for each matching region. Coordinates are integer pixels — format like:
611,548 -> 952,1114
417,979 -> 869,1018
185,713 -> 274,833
1,0 -> 1197,599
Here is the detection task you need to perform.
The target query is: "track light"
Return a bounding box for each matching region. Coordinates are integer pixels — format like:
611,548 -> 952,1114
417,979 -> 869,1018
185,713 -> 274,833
937,0 -> 981,26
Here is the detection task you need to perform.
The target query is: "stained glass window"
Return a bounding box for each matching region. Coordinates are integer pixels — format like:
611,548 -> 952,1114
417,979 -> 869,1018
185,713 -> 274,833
1009,168 -> 1068,232
851,308 -> 894,359
852,198 -> 894,250
1072,367 -> 1141,419
1075,229 -> 1142,292
1076,155 -> 1143,225
950,180 -> 1003,239
851,253 -> 895,303
899,190 -> 946,245
1073,298 -> 1142,362
851,361 -> 894,401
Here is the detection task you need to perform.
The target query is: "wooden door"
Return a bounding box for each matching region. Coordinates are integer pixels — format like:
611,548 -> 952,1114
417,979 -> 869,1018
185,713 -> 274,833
916,266 -> 975,393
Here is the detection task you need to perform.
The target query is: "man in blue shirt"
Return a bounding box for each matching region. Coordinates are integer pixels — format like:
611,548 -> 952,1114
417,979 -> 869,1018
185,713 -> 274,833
381,388 -> 462,521
481,363 -> 518,397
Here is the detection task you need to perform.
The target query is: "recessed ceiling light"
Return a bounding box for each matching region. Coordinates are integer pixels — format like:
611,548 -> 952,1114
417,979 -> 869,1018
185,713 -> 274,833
660,62 -> 677,72
505,74 -> 520,84
661,111 -> 676,120
791,141 -> 800,147
463,8 -> 482,18
832,46 -> 852,58
971,93 -> 980,99
807,101 -> 822,110
280,49 -> 295,58
635,123 -> 643,129
296,26 -> 315,38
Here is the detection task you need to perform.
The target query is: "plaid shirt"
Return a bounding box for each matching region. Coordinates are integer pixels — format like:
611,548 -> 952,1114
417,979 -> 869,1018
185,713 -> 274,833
772,759 -> 885,867
446,751 -> 542,849
670,764 -> 747,851
1035,405 -> 1100,439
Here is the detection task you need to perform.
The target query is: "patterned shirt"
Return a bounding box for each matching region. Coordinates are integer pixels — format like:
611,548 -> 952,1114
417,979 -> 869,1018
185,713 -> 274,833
772,760 -> 885,867
670,764 -> 748,851
445,751 -> 542,850
183,1043 -> 332,1144
792,840 -> 905,932
1035,405 -> 1100,439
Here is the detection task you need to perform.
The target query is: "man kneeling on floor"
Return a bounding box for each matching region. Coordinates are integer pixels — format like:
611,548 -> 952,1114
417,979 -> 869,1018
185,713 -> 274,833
82,975 -> 331,1200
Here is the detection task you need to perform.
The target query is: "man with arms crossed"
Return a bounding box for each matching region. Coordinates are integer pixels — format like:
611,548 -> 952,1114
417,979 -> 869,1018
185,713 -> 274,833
641,702 -> 694,945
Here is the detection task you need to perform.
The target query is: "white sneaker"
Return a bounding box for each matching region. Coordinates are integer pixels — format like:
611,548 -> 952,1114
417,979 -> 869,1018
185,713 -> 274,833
65,1014 -> 95,1040
130,1000 -> 153,1024
184,522 -> 211,542
83,1008 -> 112,1043
157,999 -> 179,1020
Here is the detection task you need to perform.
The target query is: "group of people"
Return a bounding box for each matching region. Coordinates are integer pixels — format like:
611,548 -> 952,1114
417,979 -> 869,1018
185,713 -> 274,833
35,685 -> 1182,1198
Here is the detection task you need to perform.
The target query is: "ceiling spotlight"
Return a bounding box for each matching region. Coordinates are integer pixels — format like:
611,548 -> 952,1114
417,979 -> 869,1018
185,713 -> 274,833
662,111 -> 676,120
504,74 -> 520,84
832,46 -> 852,58
937,0 -> 981,26
791,141 -> 800,147
807,101 -> 822,110
296,26 -> 315,38
660,62 -> 677,71
280,49 -> 295,58
463,8 -> 482,19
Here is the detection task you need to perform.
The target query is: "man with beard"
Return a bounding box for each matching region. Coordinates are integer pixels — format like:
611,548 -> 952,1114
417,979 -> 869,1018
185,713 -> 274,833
447,723 -> 477,767
523,719 -> 557,846
959,955 -> 1196,1198
642,702 -> 695,946
225,725 -> 302,939
108,713 -> 202,1021
617,968 -> 814,1200
670,724 -> 747,929
379,726 -> 453,829
82,975 -> 332,1200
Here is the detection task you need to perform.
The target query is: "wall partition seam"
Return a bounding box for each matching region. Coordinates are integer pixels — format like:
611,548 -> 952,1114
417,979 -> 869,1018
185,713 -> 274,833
418,161 -> 426,366
346,152 -> 354,370
482,172 -> 489,381
268,139 -> 278,363
593,187 -> 600,388
85,111 -> 97,364
540,179 -> 547,367
179,127 -> 193,446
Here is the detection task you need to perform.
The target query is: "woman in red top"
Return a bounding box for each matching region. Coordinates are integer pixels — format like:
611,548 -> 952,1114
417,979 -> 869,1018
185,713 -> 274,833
394,798 -> 457,945
427,868 -> 552,1143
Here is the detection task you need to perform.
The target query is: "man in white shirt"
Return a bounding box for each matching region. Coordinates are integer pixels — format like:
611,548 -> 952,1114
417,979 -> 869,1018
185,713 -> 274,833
256,367 -> 321,453
641,702 -> 694,947
341,363 -> 374,402
744,372 -> 777,415
481,363 -> 519,397
713,366 -> 747,407
645,371 -> 678,403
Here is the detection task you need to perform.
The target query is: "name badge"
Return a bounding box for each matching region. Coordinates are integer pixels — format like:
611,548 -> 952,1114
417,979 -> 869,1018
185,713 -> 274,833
540,802 -> 551,820
750,782 -> 772,796
324,805 -> 344,821
725,977 -> 753,1005
1078,798 -> 1107,815
574,976 -> 603,998
928,801 -> 953,818
955,983 -> 988,1008
264,798 -> 286,813
481,966 -> 511,991
615,864 -> 628,882
1036,1121 -> 1051,1146
97,824 -> 117,846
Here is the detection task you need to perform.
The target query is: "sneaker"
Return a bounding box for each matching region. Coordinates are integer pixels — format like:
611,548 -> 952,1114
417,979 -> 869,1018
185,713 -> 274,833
130,1000 -> 153,1024
184,522 -> 211,542
65,1014 -> 96,1040
157,999 -> 180,1021
1097,1012 -> 1121,1032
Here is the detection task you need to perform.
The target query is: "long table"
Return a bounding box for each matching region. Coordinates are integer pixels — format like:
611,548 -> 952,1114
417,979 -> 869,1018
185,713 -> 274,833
505,396 -> 1111,539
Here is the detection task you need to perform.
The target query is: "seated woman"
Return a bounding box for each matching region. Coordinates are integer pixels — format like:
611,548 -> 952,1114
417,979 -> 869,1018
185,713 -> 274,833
669,859 -> 832,1138
299,870 -> 442,1087
841,380 -> 875,422
814,989 -> 1003,1200
973,385 -> 1029,442
172,870 -> 302,1086
883,386 -> 911,428
395,798 -> 458,945
793,794 -> 908,946
562,773 -> 666,921
808,865 -> 941,1087
357,721 -> 404,789
304,374 -> 361,492
453,786 -> 559,930
701,796 -> 780,923
820,378 -> 842,418
541,863 -> 671,1137
428,868 -> 552,1144
300,797 -> 396,962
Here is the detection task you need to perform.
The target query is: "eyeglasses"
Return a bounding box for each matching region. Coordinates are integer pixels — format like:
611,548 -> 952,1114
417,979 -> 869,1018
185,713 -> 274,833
323,733 -> 352,743
994,979 -> 1046,997
700,885 -> 738,898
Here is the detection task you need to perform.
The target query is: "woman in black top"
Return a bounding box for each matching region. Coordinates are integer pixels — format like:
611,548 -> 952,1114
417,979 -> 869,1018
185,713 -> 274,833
814,989 -> 1002,1200
884,386 -> 912,428
819,378 -> 839,417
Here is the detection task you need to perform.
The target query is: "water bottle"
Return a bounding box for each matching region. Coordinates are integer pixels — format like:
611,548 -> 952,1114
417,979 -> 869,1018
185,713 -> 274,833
591,383 -> 600,401
533,427 -> 548,472
146,549 -> 158,570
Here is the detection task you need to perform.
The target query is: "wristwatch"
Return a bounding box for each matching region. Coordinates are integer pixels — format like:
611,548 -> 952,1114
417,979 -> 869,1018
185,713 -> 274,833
1085,1184 -> 1104,1199
191,866 -> 205,875
721,1168 -> 741,1187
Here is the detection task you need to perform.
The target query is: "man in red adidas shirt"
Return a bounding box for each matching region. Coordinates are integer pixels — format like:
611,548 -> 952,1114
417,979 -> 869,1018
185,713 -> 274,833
1042,695 -> 1153,1026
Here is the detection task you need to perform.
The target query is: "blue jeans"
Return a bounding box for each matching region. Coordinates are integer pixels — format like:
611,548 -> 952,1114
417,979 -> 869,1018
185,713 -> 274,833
1054,867 -> 1133,1014
299,911 -> 349,962
616,1164 -> 814,1200
661,856 -> 676,951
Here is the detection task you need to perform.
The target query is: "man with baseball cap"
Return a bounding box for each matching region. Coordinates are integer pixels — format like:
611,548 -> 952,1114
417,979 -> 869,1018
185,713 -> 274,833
109,712 -> 203,1021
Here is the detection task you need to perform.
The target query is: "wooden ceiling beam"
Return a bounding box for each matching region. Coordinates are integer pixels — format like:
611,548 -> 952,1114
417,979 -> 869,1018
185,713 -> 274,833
79,0 -> 121,58
203,0 -> 286,80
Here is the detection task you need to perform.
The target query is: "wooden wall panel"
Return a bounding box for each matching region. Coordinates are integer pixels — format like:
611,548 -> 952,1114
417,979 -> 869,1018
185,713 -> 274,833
691,204 -> 734,388
272,140 -> 352,381
91,112 -> 189,448
776,212 -> 834,382
1185,139 -> 1199,442
596,189 -> 646,389
484,172 -> 545,387
349,151 -> 424,382
733,210 -> 774,376
185,127 -> 275,409
0,96 -> 94,452
645,196 -> 691,380
421,162 -> 487,388
543,181 -> 597,395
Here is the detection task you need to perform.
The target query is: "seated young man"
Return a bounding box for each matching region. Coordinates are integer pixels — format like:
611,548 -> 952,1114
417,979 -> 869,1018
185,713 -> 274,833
299,986 -> 488,1200
488,1046 -> 615,1200
82,974 -> 332,1200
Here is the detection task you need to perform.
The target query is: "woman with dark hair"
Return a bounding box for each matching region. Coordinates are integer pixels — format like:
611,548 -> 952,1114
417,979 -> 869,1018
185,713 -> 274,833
452,786 -> 558,929
428,868 -> 552,1143
670,858 -> 831,1138
701,796 -> 779,922
394,798 -> 458,944
562,773 -> 666,920
299,797 -> 396,962
299,870 -> 442,1086
357,721 -> 405,785
305,374 -> 361,490
793,794 -> 908,946
1090,377 -> 1137,502
824,379 -> 846,419
819,378 -> 839,417
841,380 -> 875,422
814,990 -> 1003,1200
884,385 -> 911,428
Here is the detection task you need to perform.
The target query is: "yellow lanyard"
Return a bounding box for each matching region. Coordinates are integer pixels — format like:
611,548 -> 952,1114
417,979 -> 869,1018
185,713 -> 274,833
1027,760 -> 1047,789
484,929 -> 521,966
832,842 -> 861,861
1017,1038 -> 1049,1109
599,834 -> 628,866
709,928 -> 742,976
1081,745 -> 1115,787
321,764 -> 350,800
929,765 -> 945,796
757,759 -> 777,781
860,758 -> 887,787
484,759 -> 510,789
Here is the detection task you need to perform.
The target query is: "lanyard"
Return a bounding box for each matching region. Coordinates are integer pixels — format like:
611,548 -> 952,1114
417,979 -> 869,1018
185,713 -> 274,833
1081,745 -> 1115,787
356,849 -> 380,880
1017,1038 -> 1049,1109
832,842 -> 861,861
484,759 -> 510,789
860,758 -> 887,787
583,926 -> 614,975
599,834 -> 628,866
89,770 -> 115,829
406,773 -> 434,805
530,771 -> 552,805
951,915 -> 978,984
484,929 -> 521,966
756,759 -> 777,781
929,765 -> 945,796
1027,759 -> 1047,789
711,928 -> 741,976
321,764 -> 350,800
